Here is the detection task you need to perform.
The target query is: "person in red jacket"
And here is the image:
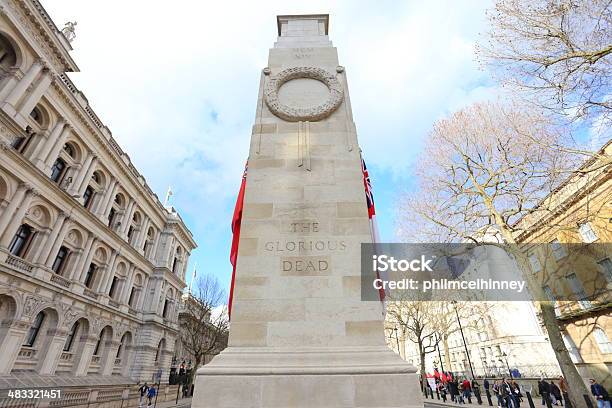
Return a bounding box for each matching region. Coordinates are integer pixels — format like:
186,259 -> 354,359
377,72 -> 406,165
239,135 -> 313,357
462,378 -> 472,401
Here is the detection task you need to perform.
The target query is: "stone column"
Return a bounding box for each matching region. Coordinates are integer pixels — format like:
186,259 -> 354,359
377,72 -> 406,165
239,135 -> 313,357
150,230 -> 162,263
70,153 -> 94,196
137,276 -> 149,311
43,125 -> 72,171
99,251 -> 119,294
120,264 -> 136,304
31,119 -> 65,169
38,328 -> 68,375
76,237 -> 96,282
73,334 -> 98,376
100,180 -> 119,218
0,320 -> 29,374
0,188 -> 35,247
3,60 -> 43,108
32,211 -> 67,264
100,339 -> 121,375
136,217 -> 150,251
121,199 -> 136,236
78,156 -> 98,196
44,217 -> 72,268
19,69 -> 53,117
0,183 -> 28,235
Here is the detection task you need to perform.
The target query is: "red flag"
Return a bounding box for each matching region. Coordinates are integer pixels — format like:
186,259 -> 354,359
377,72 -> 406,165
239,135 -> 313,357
361,153 -> 384,303
228,161 -> 248,320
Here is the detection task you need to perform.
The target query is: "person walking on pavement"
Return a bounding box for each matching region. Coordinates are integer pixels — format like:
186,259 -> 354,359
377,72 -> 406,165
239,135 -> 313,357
590,378 -> 611,408
558,376 -> 568,403
493,379 -> 504,408
462,378 -> 472,402
138,382 -> 149,407
539,379 -> 553,406
146,385 -> 157,407
550,381 -> 562,406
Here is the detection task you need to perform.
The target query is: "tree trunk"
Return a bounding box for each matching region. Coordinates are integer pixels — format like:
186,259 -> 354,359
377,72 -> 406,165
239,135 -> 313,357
540,303 -> 593,408
419,345 -> 428,394
443,335 -> 451,373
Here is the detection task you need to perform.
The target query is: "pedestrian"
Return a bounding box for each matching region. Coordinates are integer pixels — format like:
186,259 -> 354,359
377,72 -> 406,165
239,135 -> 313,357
550,381 -> 562,406
463,378 -> 472,402
146,385 -> 157,407
539,379 -> 553,406
449,379 -> 459,403
473,379 -> 481,401
493,379 -> 504,408
138,382 -> 149,407
590,378 -> 610,408
558,376 -> 568,401
502,378 -> 515,408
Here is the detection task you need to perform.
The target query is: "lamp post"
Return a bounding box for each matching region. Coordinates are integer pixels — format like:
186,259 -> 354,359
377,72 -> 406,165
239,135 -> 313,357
502,352 -> 512,379
393,327 -> 400,357
451,300 -> 475,379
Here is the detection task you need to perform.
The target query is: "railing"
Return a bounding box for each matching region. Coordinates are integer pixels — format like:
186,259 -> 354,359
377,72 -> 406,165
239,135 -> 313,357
128,307 -> 137,316
5,255 -> 33,273
17,347 -> 35,359
83,289 -> 98,300
96,389 -> 123,402
90,356 -> 101,365
48,390 -> 89,407
59,352 -> 73,362
50,274 -> 71,288
114,358 -> 121,366
108,299 -> 120,308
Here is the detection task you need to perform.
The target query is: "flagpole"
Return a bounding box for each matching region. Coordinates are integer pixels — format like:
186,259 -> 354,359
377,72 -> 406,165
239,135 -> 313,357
188,263 -> 197,294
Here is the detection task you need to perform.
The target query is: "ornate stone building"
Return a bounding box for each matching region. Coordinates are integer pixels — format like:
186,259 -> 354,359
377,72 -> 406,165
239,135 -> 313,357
0,0 -> 196,391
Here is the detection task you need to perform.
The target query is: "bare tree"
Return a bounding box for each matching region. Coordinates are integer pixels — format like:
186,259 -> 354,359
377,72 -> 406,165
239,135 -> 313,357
478,0 -> 612,125
178,274 -> 229,383
397,100 -> 607,407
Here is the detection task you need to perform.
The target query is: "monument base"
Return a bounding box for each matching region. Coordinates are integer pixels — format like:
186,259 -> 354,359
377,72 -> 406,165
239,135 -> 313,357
192,346 -> 423,408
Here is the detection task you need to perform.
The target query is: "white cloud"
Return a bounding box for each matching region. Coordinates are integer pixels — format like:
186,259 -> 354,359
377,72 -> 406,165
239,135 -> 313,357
44,0 -> 498,286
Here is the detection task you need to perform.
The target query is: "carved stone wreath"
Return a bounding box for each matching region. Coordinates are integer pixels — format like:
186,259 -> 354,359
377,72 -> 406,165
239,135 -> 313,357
264,66 -> 344,122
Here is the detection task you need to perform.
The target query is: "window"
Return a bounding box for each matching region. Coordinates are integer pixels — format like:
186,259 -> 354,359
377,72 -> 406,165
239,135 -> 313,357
8,224 -> 33,257
155,339 -> 164,362
11,135 -> 31,153
63,143 -> 75,158
83,186 -> 95,209
172,257 -> 179,274
93,331 -> 103,356
91,172 -> 101,184
24,312 -> 45,347
528,253 -> 541,273
84,263 -> 97,288
116,333 -> 128,359
127,226 -> 135,242
30,106 -> 43,126
162,299 -> 169,318
108,208 -> 116,228
562,332 -> 582,363
128,287 -> 136,307
566,273 -> 591,309
578,223 -> 598,243
550,239 -> 566,260
108,276 -> 118,298
63,322 -> 79,352
50,158 -> 67,183
594,328 -> 612,354
597,258 -> 612,284
51,246 -> 70,274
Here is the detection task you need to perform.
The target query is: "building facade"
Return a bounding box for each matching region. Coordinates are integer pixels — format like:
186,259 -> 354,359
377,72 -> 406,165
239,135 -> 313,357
396,301 -> 562,379
0,0 -> 196,388
515,141 -> 612,388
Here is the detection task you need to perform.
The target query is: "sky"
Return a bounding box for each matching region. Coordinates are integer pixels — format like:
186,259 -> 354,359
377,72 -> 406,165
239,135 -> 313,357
44,0 -> 500,296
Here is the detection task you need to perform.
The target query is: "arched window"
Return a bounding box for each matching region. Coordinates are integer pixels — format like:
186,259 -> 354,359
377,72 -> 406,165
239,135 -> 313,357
83,186 -> 95,209
91,171 -> 101,184
93,329 -> 104,356
0,34 -> 17,69
84,263 -> 97,288
116,333 -> 128,359
8,224 -> 34,257
51,246 -> 70,274
155,339 -> 165,363
108,276 -> 119,298
63,143 -> 75,159
50,158 -> 67,183
24,312 -> 45,347
30,106 -> 43,127
594,327 -> 612,354
162,299 -> 169,318
63,321 -> 79,352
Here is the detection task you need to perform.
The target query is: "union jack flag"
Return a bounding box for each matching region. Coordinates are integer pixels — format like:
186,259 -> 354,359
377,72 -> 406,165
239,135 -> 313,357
361,156 -> 376,219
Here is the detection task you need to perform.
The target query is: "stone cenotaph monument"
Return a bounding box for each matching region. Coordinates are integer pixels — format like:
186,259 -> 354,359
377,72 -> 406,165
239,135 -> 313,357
192,14 -> 422,408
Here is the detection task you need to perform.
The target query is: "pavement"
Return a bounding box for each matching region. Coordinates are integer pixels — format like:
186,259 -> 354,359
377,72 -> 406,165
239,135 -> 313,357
423,394 -> 498,407
135,397 -> 192,408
